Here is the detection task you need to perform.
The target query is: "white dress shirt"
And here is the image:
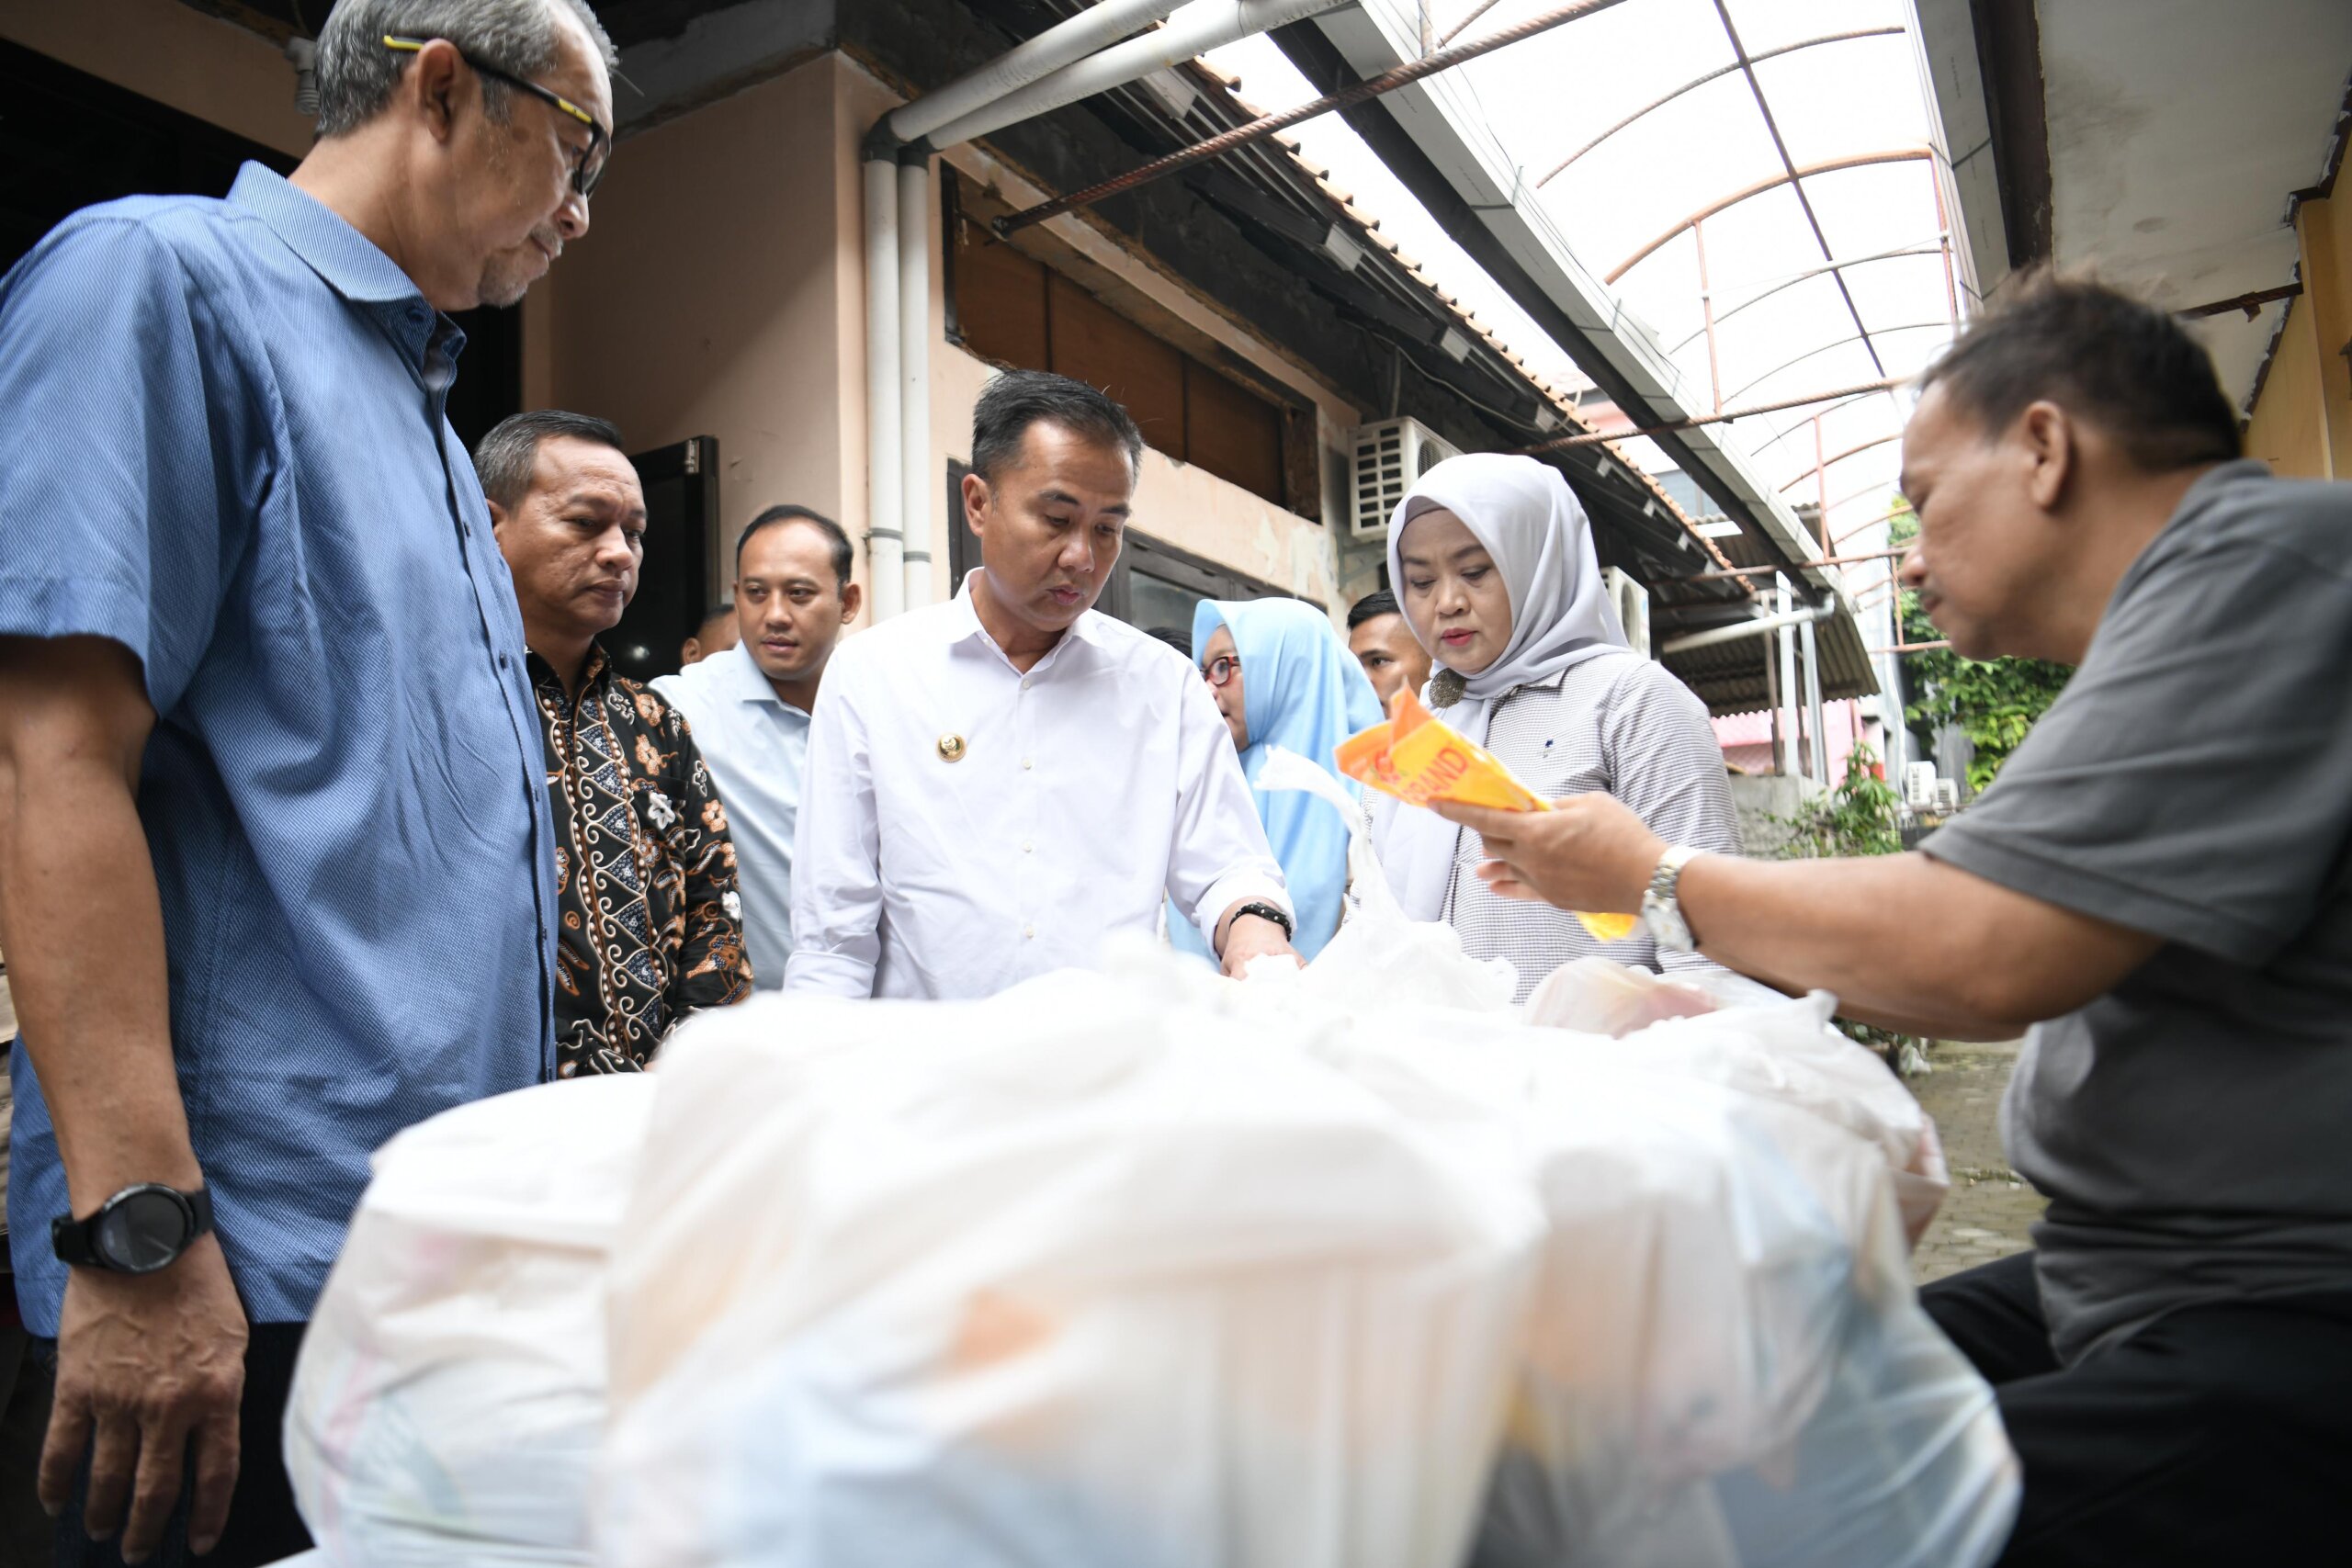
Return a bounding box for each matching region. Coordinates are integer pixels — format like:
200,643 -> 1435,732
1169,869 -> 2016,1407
650,641 -> 810,988
786,577 -> 1290,999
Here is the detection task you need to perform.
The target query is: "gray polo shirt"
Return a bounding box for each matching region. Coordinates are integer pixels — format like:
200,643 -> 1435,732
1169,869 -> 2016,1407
1923,459 -> 2352,1364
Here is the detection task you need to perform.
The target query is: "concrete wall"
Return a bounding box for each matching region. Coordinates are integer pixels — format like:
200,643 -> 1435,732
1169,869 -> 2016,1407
526,52 -> 867,609
0,0 -> 314,160
2245,192 -> 2352,479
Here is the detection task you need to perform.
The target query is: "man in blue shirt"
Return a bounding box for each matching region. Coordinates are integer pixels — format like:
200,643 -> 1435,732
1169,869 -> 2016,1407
653,506 -> 864,984
0,2 -> 616,1562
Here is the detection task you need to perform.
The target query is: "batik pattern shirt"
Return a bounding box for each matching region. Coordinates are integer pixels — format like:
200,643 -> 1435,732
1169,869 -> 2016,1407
532,647 -> 752,1073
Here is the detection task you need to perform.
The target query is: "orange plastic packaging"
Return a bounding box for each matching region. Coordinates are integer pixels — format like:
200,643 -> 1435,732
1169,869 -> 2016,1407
1337,690 -> 1638,942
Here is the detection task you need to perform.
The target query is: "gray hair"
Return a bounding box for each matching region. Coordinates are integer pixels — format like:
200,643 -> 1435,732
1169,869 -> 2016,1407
313,0 -> 618,138
472,409 -> 627,512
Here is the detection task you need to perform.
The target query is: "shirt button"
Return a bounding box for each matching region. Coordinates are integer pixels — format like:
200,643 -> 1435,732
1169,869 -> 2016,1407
1023,923 -> 1036,940
1022,757 -> 1035,771
1021,677 -> 1033,691
498,653 -> 512,671
1022,840 -> 1034,853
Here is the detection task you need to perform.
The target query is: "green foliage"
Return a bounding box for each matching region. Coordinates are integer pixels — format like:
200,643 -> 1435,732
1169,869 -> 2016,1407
1766,744 -> 1918,1065
1770,742 -> 1904,860
1888,506 -> 2073,794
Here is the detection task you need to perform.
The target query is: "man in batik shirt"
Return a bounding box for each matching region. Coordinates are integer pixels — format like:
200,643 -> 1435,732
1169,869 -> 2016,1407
477,412 -> 752,1072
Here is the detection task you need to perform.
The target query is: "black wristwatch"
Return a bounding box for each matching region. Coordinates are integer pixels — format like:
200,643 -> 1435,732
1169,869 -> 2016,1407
52,1184 -> 214,1275
1227,900 -> 1295,942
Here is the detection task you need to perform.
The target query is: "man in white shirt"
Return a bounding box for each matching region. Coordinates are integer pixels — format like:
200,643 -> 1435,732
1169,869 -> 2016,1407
654,506 -> 862,985
786,370 -> 1299,999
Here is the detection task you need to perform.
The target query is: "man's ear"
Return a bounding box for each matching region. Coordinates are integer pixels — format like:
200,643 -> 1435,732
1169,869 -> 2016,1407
679,637 -> 701,666
840,581 -> 865,626
408,38 -> 467,145
960,470 -> 989,537
2018,400 -> 2075,513
486,498 -> 511,537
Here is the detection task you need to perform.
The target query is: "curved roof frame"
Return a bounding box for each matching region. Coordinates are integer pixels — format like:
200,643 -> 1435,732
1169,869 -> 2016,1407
1605,148 -> 1935,284
1536,25 -> 1906,188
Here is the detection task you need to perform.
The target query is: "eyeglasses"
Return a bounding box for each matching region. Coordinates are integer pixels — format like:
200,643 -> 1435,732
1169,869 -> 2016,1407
1202,655 -> 1242,688
384,35 -> 609,200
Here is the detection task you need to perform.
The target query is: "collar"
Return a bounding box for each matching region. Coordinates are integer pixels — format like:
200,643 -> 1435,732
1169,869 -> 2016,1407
714,639 -> 792,708
950,569 -> 1111,662
526,643 -> 612,706
229,163 -> 458,367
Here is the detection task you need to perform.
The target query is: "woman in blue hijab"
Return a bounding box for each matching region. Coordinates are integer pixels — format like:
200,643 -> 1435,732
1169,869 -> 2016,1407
1171,597 -> 1385,962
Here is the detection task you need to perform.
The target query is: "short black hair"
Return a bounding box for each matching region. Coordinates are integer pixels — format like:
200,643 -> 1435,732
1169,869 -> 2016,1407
472,410 -> 627,512
1145,625 -> 1193,659
1919,272 -> 2241,472
970,368 -> 1145,482
738,504 -> 854,587
693,602 -> 734,638
1347,589 -> 1402,630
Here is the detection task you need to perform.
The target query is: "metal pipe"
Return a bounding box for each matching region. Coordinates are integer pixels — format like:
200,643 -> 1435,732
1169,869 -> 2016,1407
885,0 -> 1183,144
1673,544 -> 1910,582
1717,321 -> 1948,409
1870,639 -> 1951,654
1657,601 -> 1834,656
863,154 -> 904,623
1801,610 -> 1828,783
1521,376 -> 1905,452
1603,149 -> 1933,284
1668,237 -> 1945,353
927,0 -> 1354,152
1778,432 -> 1902,491
1777,583 -> 1804,776
898,156 -> 935,612
994,0 -> 1641,237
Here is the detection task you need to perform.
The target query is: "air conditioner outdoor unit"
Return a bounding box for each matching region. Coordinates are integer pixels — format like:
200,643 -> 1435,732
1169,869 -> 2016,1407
1902,762 -> 1939,809
1348,417 -> 1461,542
1932,778 -> 1962,814
1603,567 -> 1650,659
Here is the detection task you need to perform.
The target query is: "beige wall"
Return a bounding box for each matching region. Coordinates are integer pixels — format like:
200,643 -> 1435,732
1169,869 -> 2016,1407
0,0 -> 312,159
529,53 -> 868,610
524,48 -> 1352,628
2245,192 -> 2352,479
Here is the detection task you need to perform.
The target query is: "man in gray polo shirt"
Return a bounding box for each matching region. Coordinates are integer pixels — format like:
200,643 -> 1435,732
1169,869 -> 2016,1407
1431,276 -> 2351,1563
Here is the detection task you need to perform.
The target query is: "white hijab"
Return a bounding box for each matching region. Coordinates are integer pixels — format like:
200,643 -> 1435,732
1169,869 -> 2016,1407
1380,453 -> 1629,920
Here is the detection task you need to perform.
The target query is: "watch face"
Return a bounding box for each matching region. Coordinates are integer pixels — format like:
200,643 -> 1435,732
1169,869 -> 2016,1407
93,1190 -> 193,1274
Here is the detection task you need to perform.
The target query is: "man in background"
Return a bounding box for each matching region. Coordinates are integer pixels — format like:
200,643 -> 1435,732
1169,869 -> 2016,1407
680,602 -> 737,667
1431,276 -> 2352,1562
1346,589 -> 1431,711
0,1 -> 615,1559
654,505 -> 861,987
786,370 -> 1298,999
481,411 -> 752,1066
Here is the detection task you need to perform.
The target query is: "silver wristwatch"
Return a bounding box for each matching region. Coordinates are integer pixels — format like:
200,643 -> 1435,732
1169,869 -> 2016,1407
1640,844 -> 1704,953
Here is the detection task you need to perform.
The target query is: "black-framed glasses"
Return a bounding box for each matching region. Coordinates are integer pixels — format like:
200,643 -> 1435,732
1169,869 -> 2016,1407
1203,654 -> 1242,688
384,35 -> 608,200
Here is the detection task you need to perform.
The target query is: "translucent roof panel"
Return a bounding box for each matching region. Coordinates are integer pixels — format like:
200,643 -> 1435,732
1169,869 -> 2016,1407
1207,0 -> 1960,631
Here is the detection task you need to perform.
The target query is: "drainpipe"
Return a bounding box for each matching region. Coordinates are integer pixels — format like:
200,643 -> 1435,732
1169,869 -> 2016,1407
898,148 -> 935,612
1777,582 -> 1803,777
861,138 -> 903,624
1656,602 -> 1833,657
1801,611 -> 1829,783
922,0 -> 1356,150
886,0 -> 1186,143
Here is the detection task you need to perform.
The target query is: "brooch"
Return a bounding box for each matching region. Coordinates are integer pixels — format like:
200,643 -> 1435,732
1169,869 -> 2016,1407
937,733 -> 967,762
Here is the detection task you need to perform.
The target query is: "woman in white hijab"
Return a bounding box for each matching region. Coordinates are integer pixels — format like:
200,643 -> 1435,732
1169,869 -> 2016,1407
1373,453 -> 1740,1001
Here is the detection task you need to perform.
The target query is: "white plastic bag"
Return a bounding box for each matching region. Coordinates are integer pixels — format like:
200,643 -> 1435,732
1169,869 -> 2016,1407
285,1075 -> 658,1566
593,970 -> 1544,1568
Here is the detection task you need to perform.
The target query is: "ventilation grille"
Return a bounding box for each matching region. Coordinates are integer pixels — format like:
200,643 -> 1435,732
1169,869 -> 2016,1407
1348,418 -> 1461,542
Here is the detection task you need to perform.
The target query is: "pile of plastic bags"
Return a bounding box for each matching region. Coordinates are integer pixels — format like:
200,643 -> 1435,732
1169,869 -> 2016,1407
285,761 -> 2016,1566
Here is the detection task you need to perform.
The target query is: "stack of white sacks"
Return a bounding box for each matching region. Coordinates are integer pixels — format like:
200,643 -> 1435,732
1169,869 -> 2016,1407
284,759 -> 2018,1568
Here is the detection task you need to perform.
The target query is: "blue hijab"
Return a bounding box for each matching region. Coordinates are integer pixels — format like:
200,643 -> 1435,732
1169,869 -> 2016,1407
1173,597 -> 1385,962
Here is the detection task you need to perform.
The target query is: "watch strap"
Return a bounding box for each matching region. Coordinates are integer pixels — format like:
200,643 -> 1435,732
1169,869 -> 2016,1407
51,1184 -> 214,1272
1227,900 -> 1295,942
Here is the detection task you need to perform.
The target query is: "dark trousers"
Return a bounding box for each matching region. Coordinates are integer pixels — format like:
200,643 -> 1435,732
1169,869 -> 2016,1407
1922,1251 -> 2352,1566
48,1321 -> 311,1568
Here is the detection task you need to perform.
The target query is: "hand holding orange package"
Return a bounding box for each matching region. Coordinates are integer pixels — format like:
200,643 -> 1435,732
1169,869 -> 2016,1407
1337,690 -> 1637,941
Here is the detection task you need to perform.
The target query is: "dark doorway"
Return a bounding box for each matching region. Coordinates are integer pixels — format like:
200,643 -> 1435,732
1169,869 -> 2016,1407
0,38 -> 520,448
606,435 -> 721,685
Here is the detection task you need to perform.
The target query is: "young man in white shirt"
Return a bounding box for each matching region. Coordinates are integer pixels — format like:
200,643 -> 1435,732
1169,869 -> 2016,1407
786,370 -> 1299,999
654,507 -> 862,986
